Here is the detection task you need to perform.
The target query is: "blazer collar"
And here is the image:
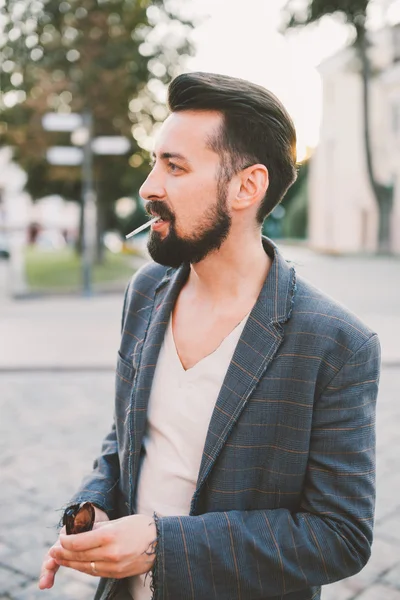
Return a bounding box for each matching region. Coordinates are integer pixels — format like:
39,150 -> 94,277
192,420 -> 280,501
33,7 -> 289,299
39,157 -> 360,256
254,237 -> 296,325
153,236 -> 296,326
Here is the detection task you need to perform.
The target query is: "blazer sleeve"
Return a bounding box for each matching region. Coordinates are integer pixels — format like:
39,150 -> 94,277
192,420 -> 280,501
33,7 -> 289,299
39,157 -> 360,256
67,280 -> 134,518
67,424 -> 119,518
153,333 -> 381,599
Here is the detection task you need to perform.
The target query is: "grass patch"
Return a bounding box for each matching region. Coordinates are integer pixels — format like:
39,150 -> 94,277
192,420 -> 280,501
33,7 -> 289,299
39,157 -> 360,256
25,247 -> 135,292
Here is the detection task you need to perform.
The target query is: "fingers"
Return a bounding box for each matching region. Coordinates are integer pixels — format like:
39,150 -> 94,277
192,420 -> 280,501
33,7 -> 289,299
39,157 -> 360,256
38,555 -> 60,590
38,534 -> 64,590
53,559 -> 117,579
59,527 -> 108,552
50,544 -> 112,564
54,560 -> 108,577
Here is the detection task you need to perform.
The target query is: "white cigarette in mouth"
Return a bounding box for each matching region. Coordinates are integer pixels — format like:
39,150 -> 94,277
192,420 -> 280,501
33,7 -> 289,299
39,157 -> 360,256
125,216 -> 160,239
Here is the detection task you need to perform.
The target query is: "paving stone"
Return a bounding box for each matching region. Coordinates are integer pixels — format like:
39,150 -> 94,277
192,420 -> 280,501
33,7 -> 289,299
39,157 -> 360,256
354,583 -> 400,600
11,582 -> 71,600
374,482 -> 400,522
383,563 -> 400,589
4,551 -> 44,582
0,541 -> 18,563
375,511 -> 400,543
0,567 -> 30,596
10,566 -> 97,600
321,580 -> 354,600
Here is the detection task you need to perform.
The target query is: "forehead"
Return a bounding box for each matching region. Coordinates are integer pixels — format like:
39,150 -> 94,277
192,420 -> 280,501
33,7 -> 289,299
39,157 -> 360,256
154,110 -> 223,159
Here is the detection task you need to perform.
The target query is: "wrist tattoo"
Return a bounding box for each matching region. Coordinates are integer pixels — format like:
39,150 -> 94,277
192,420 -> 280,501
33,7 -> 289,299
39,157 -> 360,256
142,520 -> 158,557
143,537 -> 158,556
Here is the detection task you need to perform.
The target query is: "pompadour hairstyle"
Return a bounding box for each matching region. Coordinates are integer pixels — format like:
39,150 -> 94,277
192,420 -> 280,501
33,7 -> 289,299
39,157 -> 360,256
168,72 -> 298,223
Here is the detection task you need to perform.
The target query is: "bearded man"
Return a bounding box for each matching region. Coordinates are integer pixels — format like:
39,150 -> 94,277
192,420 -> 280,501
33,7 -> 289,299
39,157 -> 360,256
39,72 -> 380,600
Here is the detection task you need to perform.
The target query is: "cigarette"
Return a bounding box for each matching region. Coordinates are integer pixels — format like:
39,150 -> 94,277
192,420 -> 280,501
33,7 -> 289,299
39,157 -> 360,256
125,216 -> 160,239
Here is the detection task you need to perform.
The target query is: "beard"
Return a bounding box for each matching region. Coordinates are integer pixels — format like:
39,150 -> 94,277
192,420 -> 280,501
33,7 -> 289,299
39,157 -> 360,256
147,182 -> 231,268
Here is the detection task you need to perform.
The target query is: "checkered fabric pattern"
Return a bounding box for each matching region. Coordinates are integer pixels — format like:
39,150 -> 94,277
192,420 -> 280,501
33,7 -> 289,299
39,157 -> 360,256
71,238 -> 381,600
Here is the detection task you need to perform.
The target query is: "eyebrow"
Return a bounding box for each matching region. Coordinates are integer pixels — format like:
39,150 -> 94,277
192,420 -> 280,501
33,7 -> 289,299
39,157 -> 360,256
152,151 -> 191,165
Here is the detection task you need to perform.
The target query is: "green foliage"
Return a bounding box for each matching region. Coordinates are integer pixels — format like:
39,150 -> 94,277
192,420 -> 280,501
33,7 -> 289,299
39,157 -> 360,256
0,0 -> 194,229
262,161 -> 309,240
282,0 -> 368,35
282,160 -> 308,207
281,160 -> 308,239
282,178 -> 308,239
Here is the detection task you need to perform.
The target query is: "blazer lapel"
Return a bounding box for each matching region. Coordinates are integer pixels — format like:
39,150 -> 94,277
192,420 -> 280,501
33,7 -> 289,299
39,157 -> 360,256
128,264 -> 189,511
191,240 -> 296,510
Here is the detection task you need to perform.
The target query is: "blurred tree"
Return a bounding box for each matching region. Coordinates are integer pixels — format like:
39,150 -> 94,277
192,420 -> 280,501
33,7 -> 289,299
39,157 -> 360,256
282,160 -> 309,239
263,160 -> 309,240
282,171 -> 308,240
282,0 -> 394,253
0,0 -> 194,260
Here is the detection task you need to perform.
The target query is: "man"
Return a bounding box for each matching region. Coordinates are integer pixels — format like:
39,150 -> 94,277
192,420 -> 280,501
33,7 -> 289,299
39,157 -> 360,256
39,72 -> 380,600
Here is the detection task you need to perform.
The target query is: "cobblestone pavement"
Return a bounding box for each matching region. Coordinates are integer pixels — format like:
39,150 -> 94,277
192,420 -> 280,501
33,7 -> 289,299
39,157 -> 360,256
1,248 -> 399,599
0,372 -> 115,600
1,366 -> 399,600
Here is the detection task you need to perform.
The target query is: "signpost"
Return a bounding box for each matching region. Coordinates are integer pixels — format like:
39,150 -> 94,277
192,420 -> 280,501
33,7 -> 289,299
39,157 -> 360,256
91,136 -> 130,155
42,112 -> 83,132
42,111 -> 130,296
46,146 -> 84,166
81,110 -> 95,297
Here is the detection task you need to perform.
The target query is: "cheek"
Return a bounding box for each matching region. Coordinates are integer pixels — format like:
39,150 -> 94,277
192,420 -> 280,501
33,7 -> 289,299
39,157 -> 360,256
168,177 -> 218,230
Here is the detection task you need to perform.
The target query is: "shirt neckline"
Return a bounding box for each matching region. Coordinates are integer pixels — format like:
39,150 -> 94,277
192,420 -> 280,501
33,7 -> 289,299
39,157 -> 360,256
167,312 -> 250,374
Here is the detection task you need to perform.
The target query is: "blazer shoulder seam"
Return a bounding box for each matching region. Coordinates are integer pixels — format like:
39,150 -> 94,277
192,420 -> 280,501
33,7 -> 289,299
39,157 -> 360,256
319,333 -> 380,394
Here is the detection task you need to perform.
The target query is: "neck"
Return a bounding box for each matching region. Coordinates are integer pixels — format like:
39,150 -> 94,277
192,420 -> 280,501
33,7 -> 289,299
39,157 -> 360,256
186,228 -> 271,306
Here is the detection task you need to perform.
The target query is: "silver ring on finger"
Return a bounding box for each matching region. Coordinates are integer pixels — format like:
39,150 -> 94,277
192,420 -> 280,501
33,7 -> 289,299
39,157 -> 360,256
90,561 -> 97,575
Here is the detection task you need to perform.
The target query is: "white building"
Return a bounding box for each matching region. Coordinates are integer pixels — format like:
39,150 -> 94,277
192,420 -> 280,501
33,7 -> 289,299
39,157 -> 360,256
309,25 -> 400,254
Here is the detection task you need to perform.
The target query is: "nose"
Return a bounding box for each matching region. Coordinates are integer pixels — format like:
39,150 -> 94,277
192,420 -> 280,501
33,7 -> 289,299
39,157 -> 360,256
139,166 -> 166,203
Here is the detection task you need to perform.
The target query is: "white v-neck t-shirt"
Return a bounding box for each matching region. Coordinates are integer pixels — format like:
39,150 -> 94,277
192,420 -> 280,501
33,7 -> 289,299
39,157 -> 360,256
130,313 -> 249,599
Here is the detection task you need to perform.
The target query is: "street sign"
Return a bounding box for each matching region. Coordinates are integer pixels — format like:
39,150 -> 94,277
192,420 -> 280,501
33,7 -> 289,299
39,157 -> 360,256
42,113 -> 83,132
91,136 -> 130,155
46,146 -> 84,166
42,112 -> 134,297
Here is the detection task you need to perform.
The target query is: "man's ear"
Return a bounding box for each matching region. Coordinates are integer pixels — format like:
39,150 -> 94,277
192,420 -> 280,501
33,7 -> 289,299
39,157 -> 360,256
231,164 -> 269,212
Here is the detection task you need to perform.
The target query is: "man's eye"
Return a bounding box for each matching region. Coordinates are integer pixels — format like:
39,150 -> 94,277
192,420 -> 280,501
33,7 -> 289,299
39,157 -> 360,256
168,162 -> 183,173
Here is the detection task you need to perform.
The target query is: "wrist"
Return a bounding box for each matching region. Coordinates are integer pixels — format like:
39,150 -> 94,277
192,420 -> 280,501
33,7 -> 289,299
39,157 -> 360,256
142,520 -> 158,570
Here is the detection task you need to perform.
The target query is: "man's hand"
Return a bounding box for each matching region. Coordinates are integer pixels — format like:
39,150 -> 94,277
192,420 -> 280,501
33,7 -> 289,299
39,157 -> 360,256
47,515 -> 157,580
38,506 -> 109,590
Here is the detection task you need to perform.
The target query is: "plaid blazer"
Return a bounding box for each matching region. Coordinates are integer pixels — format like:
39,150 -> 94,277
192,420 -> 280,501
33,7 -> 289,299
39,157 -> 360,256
72,238 -> 381,600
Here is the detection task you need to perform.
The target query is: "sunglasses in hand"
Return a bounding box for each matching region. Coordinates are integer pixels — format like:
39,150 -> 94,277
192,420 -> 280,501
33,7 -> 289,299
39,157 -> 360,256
63,501 -> 96,535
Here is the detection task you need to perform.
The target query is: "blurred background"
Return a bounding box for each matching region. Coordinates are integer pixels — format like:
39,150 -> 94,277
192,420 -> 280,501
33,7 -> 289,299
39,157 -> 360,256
1,1 -> 400,599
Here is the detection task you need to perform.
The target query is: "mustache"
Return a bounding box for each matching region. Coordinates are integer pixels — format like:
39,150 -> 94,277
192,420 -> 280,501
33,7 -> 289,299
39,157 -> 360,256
145,201 -> 175,222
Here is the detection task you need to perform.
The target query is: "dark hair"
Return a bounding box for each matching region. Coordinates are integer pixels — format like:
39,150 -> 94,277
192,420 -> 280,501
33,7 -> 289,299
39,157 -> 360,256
168,72 -> 298,223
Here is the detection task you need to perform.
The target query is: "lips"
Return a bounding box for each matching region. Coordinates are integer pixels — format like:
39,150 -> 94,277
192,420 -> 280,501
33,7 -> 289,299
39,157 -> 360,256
146,203 -> 173,223
151,218 -> 169,232
148,210 -> 171,223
